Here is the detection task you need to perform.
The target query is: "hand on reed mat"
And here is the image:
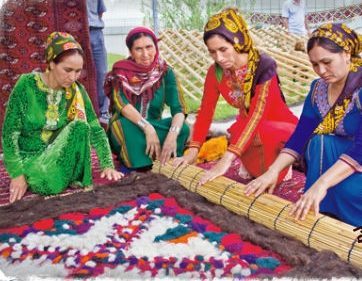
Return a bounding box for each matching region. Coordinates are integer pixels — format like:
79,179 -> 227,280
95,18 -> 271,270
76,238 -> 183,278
289,182 -> 328,221
244,169 -> 279,197
172,147 -> 198,167
159,134 -> 177,165
197,152 -> 235,187
144,125 -> 161,160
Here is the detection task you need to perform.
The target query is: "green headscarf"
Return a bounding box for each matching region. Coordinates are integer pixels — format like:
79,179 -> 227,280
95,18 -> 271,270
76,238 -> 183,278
45,31 -> 83,63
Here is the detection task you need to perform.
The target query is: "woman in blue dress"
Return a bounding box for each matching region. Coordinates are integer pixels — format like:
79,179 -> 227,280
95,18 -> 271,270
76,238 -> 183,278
245,23 -> 362,226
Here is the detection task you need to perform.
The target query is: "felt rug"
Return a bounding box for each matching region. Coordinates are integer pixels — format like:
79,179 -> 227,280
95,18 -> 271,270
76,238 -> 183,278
0,173 -> 360,279
0,193 -> 290,279
0,0 -> 98,148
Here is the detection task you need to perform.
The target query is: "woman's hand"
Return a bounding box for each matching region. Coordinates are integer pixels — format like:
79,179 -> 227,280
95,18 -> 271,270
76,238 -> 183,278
173,147 -> 199,167
244,168 -> 279,197
197,151 -> 235,187
9,175 -> 28,203
160,132 -> 177,165
289,181 -> 328,221
144,124 -> 161,160
100,168 -> 124,181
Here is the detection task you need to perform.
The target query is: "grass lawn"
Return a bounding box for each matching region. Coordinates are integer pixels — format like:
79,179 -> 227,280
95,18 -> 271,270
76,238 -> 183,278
107,53 -> 124,71
185,95 -> 238,121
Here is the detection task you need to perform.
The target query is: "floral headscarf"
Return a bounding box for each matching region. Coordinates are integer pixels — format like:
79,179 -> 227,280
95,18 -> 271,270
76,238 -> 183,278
203,8 -> 260,109
312,23 -> 362,134
45,31 -> 83,63
311,23 -> 362,72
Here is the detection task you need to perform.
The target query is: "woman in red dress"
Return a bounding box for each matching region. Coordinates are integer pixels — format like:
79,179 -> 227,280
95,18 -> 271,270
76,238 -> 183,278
174,8 -> 298,186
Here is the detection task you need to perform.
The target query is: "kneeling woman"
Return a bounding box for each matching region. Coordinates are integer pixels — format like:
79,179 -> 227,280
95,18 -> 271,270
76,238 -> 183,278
246,23 -> 362,226
174,8 -> 298,185
105,27 -> 189,169
2,32 -> 123,203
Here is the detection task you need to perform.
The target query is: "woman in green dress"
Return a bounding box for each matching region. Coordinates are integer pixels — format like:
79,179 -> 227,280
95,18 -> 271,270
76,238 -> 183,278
2,32 -> 123,203
104,27 -> 189,169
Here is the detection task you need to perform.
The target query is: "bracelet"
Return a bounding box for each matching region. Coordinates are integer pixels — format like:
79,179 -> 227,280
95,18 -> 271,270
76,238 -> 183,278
169,125 -> 180,134
137,118 -> 149,129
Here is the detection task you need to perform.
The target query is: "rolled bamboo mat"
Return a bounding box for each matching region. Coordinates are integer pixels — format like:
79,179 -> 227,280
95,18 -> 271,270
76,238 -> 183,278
152,161 -> 362,268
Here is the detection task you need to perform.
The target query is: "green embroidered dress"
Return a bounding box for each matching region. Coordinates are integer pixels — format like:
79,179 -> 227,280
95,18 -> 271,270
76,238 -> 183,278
108,68 -> 189,168
2,73 -> 114,195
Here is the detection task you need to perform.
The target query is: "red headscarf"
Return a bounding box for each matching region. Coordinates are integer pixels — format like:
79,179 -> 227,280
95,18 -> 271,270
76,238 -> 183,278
104,27 -> 168,113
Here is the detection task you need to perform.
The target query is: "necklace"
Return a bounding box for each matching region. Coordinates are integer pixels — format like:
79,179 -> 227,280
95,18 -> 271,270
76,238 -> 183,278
35,73 -> 65,131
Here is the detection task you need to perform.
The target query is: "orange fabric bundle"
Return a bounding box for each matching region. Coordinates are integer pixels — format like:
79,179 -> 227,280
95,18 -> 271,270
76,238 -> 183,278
195,135 -> 228,163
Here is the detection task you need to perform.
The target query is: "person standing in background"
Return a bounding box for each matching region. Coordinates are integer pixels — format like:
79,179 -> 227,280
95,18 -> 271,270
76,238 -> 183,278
282,0 -> 310,36
87,0 -> 110,123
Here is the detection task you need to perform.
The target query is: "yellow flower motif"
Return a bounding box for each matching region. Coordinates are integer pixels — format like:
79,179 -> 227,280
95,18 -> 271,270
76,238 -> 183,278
65,90 -> 72,100
41,130 -> 53,143
48,104 -> 58,111
46,109 -> 59,120
47,47 -> 54,61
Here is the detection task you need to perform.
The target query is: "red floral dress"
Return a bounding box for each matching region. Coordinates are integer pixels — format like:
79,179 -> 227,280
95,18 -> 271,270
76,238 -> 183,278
190,63 -> 298,181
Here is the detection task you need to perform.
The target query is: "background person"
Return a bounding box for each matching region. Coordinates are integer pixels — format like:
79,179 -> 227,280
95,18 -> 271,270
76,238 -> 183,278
86,0 -> 110,123
282,0 -> 310,36
104,27 -> 190,170
245,23 -> 362,227
2,32 -> 123,203
173,8 -> 298,186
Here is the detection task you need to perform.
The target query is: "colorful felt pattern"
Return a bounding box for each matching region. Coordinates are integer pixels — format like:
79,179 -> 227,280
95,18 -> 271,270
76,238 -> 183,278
0,193 -> 290,279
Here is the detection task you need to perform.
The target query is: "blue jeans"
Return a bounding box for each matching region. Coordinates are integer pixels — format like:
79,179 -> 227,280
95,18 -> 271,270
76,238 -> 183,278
90,28 -> 109,114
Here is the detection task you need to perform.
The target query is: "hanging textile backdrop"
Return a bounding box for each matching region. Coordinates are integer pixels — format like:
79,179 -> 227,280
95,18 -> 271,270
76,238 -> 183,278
0,0 -> 98,149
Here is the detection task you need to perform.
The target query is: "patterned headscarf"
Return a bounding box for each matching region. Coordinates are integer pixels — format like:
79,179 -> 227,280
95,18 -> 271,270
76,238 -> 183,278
311,23 -> 362,72
311,23 -> 362,135
45,31 -> 83,63
104,27 -> 168,116
204,7 -> 260,109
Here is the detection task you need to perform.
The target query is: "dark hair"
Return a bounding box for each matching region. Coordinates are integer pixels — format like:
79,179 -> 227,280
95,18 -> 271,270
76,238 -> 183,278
307,37 -> 344,54
126,32 -> 155,50
203,32 -> 233,46
52,48 -> 84,64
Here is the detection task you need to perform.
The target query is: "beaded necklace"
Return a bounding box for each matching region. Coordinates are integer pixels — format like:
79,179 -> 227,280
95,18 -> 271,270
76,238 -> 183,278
35,73 -> 66,142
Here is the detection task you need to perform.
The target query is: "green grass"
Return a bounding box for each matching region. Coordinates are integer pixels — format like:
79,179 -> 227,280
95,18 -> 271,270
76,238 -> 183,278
107,53 -> 125,71
185,95 -> 239,121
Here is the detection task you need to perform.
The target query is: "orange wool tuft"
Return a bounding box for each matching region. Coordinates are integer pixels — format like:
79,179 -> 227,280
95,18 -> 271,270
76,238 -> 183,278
196,135 -> 228,163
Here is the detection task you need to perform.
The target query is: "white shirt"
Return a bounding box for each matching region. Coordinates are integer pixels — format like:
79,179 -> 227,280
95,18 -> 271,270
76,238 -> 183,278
282,0 -> 307,36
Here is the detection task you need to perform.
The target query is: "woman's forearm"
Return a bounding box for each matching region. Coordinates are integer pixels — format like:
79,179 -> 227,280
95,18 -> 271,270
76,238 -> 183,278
268,152 -> 296,173
168,112 -> 185,134
316,159 -> 354,189
121,104 -> 144,124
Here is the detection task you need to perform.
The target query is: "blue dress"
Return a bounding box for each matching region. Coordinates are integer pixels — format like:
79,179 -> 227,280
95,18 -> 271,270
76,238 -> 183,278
283,77 -> 362,226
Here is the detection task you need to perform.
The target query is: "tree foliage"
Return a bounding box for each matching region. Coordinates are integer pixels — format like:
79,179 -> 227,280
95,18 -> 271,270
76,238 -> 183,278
156,0 -> 238,30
